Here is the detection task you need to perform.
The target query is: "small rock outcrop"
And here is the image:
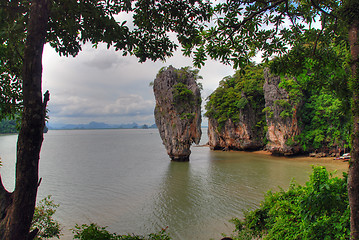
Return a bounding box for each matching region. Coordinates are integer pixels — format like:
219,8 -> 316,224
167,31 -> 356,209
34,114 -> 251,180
263,69 -> 302,155
208,94 -> 264,151
153,66 -> 202,161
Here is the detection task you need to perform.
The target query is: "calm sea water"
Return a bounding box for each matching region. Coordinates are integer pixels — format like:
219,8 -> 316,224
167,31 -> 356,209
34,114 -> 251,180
0,129 -> 348,240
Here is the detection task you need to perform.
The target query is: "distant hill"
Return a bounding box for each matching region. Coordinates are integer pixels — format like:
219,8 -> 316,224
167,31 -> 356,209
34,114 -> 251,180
1,118 -> 48,134
48,121 -> 157,130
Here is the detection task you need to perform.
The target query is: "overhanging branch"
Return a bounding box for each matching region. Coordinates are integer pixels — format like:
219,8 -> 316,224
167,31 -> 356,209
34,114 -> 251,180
43,90 -> 50,115
310,0 -> 337,19
224,0 -> 286,40
313,15 -> 326,56
230,0 -> 286,32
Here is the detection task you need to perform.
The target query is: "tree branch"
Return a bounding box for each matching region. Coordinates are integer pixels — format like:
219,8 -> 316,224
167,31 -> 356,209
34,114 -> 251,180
224,0 -> 286,40
43,90 -> 50,116
37,177 -> 42,188
231,0 -> 286,31
313,15 -> 326,56
27,228 -> 39,240
285,0 -> 300,35
272,11 -> 285,38
310,0 -> 337,19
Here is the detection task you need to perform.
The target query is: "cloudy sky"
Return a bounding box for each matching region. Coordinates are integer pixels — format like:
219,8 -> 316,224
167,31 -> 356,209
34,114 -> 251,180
42,42 -> 235,127
40,0 -> 306,128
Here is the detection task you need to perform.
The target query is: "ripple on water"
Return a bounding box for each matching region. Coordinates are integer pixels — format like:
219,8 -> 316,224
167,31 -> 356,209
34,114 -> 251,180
0,129 -> 348,240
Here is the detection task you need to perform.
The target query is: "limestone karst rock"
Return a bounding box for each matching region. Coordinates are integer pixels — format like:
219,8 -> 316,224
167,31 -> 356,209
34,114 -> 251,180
206,66 -> 302,156
153,66 -> 202,161
205,65 -> 265,151
263,68 -> 302,155
207,93 -> 264,151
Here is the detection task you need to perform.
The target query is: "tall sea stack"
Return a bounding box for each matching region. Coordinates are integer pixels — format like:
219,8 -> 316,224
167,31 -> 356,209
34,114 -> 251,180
153,66 -> 202,161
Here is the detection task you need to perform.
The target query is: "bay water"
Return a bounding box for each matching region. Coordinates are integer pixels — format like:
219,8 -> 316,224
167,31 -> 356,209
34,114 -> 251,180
0,129 -> 348,239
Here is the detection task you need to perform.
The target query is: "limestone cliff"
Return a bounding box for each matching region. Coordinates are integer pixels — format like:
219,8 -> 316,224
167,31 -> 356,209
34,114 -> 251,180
207,94 -> 264,151
153,66 -> 202,161
263,68 -> 302,155
205,65 -> 265,151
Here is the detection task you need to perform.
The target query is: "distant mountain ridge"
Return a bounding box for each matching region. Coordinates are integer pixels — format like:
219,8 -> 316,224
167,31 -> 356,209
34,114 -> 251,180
48,121 -> 157,130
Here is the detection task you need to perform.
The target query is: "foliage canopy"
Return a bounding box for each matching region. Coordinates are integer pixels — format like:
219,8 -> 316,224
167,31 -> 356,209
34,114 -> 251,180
1,0 -> 359,238
184,0 -> 350,69
0,0 -> 212,120
270,40 -> 352,151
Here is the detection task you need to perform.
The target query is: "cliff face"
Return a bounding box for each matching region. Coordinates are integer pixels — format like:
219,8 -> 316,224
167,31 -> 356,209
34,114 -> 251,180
206,67 -> 302,156
208,94 -> 264,151
153,66 -> 202,161
263,69 -> 302,155
206,65 -> 349,156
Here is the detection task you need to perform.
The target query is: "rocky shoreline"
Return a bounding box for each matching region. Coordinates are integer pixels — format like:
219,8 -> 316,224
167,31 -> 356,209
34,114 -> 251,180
196,143 -> 350,163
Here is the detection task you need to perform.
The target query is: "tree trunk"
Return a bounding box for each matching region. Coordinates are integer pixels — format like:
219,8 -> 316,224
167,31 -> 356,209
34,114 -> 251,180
0,0 -> 50,239
348,18 -> 359,240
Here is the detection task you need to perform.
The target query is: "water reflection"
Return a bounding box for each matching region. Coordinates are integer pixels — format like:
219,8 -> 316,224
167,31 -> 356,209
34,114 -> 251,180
150,161 -> 232,240
149,150 -> 348,240
0,130 -> 349,240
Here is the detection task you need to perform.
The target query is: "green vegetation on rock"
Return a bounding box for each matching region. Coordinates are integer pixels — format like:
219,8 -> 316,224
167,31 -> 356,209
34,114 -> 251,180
169,66 -> 202,121
298,90 -> 351,151
206,51 -> 351,153
173,82 -> 195,105
270,41 -> 352,152
205,64 -> 265,130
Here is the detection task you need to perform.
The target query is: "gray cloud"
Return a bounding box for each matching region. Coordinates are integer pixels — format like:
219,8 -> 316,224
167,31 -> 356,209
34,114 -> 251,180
83,51 -> 126,70
42,42 -> 234,126
48,93 -> 154,118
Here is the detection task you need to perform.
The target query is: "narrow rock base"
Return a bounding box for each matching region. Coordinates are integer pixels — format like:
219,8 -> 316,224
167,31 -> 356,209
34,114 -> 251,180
170,155 -> 190,162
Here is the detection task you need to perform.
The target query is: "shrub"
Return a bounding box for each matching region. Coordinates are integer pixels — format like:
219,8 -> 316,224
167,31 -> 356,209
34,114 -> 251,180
229,166 -> 349,240
72,223 -> 171,240
172,82 -> 197,110
31,195 -> 62,239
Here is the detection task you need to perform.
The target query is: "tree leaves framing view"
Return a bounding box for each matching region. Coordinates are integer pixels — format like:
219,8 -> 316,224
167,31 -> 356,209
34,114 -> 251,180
1,0 -> 359,239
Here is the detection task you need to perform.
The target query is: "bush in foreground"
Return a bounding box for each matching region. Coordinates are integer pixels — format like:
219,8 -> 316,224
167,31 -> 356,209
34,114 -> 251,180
72,223 -> 171,240
31,195 -> 62,239
228,166 -> 349,240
